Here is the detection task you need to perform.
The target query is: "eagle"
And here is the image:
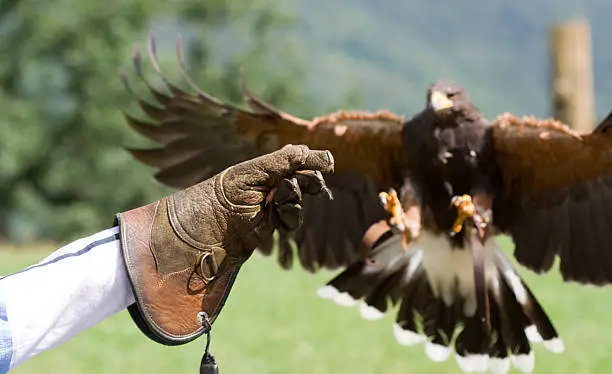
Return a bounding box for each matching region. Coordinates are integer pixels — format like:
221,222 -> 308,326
120,36 -> 612,374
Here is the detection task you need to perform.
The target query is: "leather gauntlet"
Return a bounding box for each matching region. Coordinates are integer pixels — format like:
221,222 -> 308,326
115,145 -> 334,345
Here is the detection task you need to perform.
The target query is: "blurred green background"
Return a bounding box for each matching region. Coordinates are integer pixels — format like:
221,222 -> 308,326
1,0 -> 612,373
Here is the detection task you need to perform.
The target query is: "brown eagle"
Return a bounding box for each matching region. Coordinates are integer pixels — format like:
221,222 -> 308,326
120,36 -> 612,374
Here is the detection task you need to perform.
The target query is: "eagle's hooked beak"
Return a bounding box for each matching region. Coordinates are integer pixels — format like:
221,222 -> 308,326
430,91 -> 454,112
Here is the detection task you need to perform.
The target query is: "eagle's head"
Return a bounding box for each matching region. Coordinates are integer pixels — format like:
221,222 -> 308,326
425,80 -> 473,118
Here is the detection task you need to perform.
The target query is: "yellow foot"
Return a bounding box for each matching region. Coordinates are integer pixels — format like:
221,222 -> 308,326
378,188 -> 417,248
379,189 -> 405,231
451,194 -> 475,233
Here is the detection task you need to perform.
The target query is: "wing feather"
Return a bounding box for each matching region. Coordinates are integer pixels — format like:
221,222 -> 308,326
121,36 -> 408,272
490,112 -> 612,285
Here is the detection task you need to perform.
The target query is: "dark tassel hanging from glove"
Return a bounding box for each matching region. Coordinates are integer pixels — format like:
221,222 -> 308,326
198,312 -> 219,374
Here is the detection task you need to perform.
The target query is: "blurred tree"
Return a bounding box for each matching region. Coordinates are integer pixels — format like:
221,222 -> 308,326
0,0 -> 324,243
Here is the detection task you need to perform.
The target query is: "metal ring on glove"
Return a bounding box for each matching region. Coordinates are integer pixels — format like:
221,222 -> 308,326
198,252 -> 218,283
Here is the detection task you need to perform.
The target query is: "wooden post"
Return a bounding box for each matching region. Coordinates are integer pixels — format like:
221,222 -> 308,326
549,18 -> 595,131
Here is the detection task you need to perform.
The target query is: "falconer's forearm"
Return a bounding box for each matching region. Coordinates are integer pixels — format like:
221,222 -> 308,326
0,226 -> 135,373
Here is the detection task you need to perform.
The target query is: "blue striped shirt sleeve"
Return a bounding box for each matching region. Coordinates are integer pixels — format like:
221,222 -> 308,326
0,287 -> 12,373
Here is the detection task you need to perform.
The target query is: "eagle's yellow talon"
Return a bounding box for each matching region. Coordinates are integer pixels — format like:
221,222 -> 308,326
379,189 -> 412,246
451,194 -> 475,233
379,189 -> 404,228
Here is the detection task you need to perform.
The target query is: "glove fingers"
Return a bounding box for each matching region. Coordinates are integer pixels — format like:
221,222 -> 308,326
273,177 -> 303,232
295,170 -> 334,199
261,145 -> 335,185
298,148 -> 335,174
226,145 -> 334,189
271,168 -> 336,232
274,177 -> 302,204
274,204 -> 303,232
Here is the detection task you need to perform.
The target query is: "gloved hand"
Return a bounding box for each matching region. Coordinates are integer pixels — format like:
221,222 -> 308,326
157,144 -> 335,281
117,145 -> 335,345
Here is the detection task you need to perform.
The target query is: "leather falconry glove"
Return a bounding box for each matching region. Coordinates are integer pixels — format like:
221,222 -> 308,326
114,145 -> 335,346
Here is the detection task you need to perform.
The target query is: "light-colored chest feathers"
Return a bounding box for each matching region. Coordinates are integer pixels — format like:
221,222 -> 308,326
415,231 -> 501,317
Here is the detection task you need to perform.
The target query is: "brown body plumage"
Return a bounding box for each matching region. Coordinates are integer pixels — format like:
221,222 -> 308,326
121,36 -> 612,373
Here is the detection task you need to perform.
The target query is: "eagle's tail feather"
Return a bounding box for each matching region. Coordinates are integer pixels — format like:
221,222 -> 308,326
316,233 -> 563,374
494,250 -> 564,354
317,234 -> 417,312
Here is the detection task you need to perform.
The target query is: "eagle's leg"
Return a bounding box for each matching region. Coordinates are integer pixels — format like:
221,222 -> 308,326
451,194 -> 475,234
379,189 -> 406,231
378,189 -> 414,245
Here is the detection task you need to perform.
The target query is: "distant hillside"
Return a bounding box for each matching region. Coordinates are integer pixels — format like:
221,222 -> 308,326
279,0 -> 612,123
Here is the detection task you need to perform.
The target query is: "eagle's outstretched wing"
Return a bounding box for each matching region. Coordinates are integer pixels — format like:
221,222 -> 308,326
490,111 -> 612,285
121,36 -> 410,273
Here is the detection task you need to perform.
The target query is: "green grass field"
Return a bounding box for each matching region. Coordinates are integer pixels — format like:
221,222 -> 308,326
1,239 -> 610,374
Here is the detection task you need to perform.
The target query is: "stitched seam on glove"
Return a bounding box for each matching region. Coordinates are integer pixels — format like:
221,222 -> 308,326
166,196 -> 223,251
215,169 -> 263,213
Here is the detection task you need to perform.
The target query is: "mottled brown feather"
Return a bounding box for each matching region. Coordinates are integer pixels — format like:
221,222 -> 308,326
490,111 -> 612,285
491,112 -> 612,197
